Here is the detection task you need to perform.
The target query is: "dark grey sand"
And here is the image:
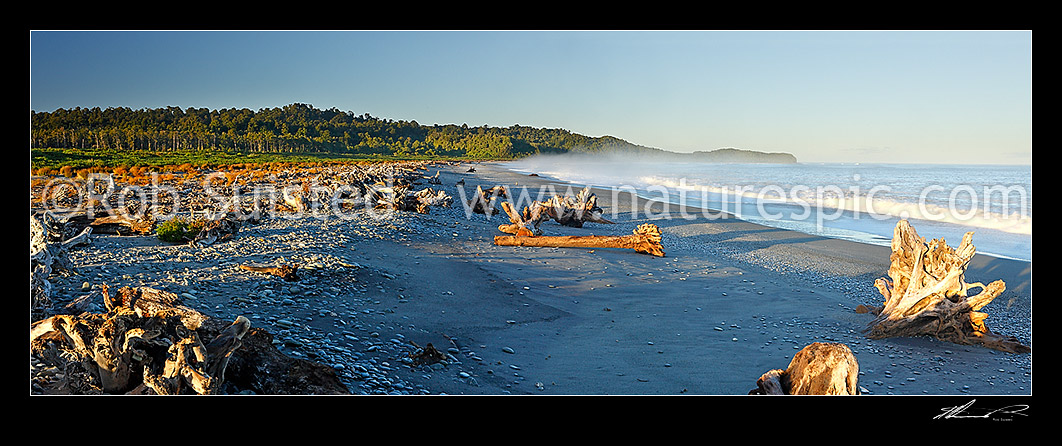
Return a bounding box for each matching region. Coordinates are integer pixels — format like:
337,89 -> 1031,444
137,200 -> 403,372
46,161 -> 1032,398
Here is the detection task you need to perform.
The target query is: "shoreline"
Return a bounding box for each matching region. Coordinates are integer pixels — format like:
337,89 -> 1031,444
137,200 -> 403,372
498,159 -> 1033,263
33,160 -> 1032,397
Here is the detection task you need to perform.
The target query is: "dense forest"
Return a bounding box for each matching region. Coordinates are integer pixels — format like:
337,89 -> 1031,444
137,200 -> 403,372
30,103 -> 796,167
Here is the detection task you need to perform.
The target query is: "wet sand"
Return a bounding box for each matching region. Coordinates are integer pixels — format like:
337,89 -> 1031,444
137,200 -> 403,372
357,162 -> 1032,397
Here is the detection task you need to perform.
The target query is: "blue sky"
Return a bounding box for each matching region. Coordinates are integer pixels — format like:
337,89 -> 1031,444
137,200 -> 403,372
29,30 -> 1032,164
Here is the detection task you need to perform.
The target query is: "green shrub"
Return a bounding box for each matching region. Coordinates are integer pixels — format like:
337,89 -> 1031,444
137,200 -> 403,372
156,217 -> 205,243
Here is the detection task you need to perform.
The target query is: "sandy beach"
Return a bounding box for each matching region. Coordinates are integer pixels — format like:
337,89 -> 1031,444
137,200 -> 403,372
35,161 -> 1032,400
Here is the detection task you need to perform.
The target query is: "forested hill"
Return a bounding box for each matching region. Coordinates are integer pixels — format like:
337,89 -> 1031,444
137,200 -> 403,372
30,103 -> 796,163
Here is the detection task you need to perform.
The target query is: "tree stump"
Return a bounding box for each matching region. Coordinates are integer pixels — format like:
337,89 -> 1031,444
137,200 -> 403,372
467,185 -> 502,215
864,220 -> 1029,353
497,201 -> 545,236
29,286 -> 248,394
540,186 -> 614,227
750,342 -> 860,395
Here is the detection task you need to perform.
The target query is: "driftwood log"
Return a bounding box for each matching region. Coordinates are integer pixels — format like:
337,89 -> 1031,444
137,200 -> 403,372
863,220 -> 1029,353
750,342 -> 860,395
89,214 -> 157,235
494,223 -> 664,257
239,263 -> 300,281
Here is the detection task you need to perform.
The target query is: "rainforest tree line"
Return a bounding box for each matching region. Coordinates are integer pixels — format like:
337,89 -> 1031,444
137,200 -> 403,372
30,103 -> 653,161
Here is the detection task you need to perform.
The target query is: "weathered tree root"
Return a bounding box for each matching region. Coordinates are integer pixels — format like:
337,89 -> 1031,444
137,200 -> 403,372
494,223 -> 664,257
29,286 -> 249,395
750,342 -> 860,395
467,185 -> 503,215
497,201 -> 545,236
538,186 -> 614,227
863,220 -> 1029,353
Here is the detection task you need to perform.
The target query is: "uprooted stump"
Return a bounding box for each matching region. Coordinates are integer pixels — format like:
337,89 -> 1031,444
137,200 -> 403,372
30,286 -> 244,395
29,285 -> 348,395
863,220 -> 1030,354
467,185 -> 503,215
539,186 -> 614,227
494,223 -> 664,257
497,201 -> 547,237
750,342 -> 860,395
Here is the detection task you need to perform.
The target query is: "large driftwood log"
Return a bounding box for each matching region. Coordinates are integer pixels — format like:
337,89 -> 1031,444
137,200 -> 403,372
750,342 -> 860,395
89,214 -> 157,235
864,220 -> 1029,353
494,223 -> 664,257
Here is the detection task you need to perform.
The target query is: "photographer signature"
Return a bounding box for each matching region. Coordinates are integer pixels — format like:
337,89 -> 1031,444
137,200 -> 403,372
934,399 -> 1029,420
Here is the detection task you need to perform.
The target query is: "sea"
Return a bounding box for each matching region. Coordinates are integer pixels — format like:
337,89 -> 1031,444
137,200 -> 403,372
501,156 -> 1032,262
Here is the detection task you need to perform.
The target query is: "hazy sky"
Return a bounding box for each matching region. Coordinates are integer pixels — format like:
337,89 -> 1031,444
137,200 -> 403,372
29,30 -> 1032,164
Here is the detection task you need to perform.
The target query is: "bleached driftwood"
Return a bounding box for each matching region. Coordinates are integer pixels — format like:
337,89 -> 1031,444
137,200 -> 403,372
30,215 -> 55,319
29,286 -> 249,395
89,214 -> 157,235
31,213 -> 94,320
540,186 -> 614,227
467,185 -> 502,215
750,342 -> 860,395
863,220 -> 1029,353
190,213 -> 241,246
497,201 -> 547,236
61,226 -> 93,249
413,187 -> 453,209
494,223 -> 664,257
370,186 -> 452,214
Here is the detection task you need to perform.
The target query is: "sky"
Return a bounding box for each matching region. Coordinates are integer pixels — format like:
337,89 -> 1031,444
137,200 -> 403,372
29,30 -> 1032,165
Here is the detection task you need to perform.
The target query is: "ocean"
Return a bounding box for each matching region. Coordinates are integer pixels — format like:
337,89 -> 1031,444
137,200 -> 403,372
501,156 -> 1032,262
